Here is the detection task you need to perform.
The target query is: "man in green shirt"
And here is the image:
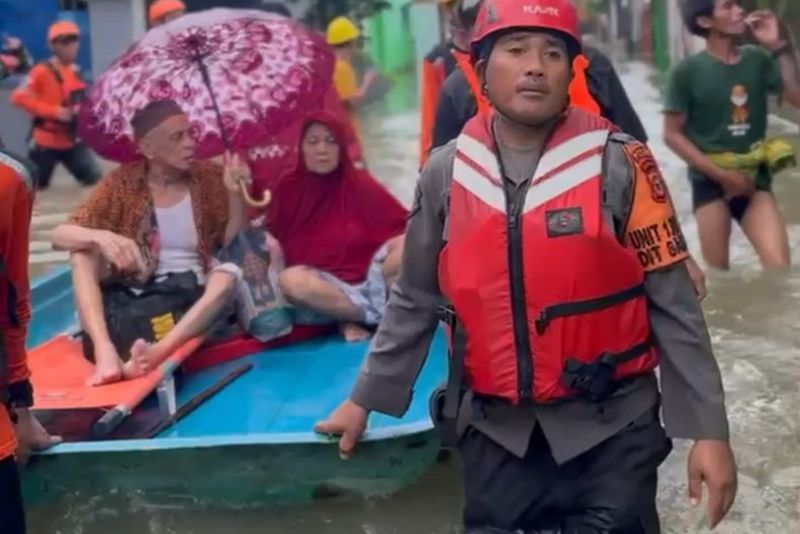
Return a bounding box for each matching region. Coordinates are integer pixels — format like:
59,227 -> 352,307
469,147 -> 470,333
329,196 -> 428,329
664,0 -> 800,270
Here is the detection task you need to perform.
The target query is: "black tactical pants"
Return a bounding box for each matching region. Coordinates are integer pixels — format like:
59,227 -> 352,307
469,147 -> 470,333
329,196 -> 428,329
29,142 -> 101,190
461,409 -> 672,534
0,455 -> 26,534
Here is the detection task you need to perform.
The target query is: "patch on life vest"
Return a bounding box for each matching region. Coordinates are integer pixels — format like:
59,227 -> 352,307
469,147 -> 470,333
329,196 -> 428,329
625,214 -> 689,271
627,143 -> 667,203
546,208 -> 583,237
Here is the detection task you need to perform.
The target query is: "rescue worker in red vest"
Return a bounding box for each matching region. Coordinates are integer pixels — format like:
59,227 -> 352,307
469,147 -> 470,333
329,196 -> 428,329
431,0 -> 648,152
431,0 -> 709,301
1,147 -> 61,534
316,0 -> 736,531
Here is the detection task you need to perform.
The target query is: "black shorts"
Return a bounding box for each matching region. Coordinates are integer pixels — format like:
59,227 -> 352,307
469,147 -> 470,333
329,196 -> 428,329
690,174 -> 772,222
0,455 -> 26,534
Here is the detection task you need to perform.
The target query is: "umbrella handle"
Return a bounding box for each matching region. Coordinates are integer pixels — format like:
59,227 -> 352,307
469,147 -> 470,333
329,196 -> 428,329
240,180 -> 271,208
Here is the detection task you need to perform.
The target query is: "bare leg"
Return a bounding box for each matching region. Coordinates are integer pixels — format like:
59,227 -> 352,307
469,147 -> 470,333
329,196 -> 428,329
280,267 -> 363,322
125,270 -> 235,377
739,191 -> 791,269
279,266 -> 369,342
694,200 -> 733,270
381,234 -> 405,289
70,249 -> 124,386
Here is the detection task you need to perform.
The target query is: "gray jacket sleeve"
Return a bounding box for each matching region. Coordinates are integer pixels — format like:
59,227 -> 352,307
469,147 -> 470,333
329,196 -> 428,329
606,138 -> 730,440
350,145 -> 454,416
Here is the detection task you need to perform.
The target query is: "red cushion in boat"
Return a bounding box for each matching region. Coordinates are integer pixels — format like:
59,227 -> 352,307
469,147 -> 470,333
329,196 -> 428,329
182,325 -> 336,374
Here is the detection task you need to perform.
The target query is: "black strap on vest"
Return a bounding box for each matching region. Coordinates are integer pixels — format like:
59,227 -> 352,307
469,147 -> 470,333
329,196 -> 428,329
432,304 -> 464,448
0,258 -> 18,411
560,337 -> 653,402
29,61 -> 81,140
535,283 -> 645,335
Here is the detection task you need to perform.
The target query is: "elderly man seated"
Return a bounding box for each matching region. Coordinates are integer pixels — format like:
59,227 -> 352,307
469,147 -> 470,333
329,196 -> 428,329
52,100 -> 249,386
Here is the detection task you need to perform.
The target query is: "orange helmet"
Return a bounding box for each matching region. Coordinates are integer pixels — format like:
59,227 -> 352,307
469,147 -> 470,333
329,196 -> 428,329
470,0 -> 581,59
48,20 -> 80,43
149,0 -> 187,24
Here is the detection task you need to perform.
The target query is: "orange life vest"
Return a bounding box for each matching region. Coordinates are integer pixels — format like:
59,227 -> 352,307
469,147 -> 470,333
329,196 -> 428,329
569,54 -> 601,115
1,154 -> 35,461
452,49 -> 492,118
438,108 -> 659,404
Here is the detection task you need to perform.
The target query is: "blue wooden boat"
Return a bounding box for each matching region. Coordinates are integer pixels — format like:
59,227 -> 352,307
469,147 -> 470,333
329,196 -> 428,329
21,268 -> 447,507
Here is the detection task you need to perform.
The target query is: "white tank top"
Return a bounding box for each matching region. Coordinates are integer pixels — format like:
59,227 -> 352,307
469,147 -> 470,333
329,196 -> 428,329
154,193 -> 205,283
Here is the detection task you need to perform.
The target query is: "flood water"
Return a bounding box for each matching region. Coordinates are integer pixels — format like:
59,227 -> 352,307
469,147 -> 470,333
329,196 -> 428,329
25,61 -> 800,533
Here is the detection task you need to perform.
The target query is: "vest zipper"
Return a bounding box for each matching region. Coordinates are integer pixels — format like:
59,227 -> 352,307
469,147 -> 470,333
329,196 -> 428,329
506,198 -> 534,401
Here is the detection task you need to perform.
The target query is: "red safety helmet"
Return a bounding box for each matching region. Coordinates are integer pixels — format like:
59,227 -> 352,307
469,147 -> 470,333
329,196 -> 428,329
470,0 -> 581,59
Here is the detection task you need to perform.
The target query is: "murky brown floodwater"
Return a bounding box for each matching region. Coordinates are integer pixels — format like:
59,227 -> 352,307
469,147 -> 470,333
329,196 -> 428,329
25,61 -> 800,533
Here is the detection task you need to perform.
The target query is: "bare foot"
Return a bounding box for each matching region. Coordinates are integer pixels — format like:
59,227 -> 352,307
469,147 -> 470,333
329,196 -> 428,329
87,342 -> 124,386
339,323 -> 371,343
125,338 -> 159,378
121,358 -> 145,380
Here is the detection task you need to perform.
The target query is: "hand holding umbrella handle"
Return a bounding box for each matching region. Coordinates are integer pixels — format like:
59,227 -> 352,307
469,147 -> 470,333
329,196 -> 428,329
223,151 -> 271,208
240,180 -> 271,208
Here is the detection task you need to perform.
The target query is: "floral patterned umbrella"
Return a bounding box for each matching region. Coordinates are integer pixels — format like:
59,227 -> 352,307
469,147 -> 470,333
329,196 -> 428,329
78,8 -> 334,166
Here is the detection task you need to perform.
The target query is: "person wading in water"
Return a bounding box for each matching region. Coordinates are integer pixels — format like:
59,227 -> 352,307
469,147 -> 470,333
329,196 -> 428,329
317,0 -> 736,531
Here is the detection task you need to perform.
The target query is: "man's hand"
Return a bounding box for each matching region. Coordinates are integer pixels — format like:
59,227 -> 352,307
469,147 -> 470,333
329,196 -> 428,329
92,229 -> 145,273
55,107 -> 73,123
685,256 -> 707,301
687,440 -> 738,529
14,408 -> 62,466
223,152 -> 251,198
314,399 -> 369,459
746,10 -> 784,51
717,168 -> 756,199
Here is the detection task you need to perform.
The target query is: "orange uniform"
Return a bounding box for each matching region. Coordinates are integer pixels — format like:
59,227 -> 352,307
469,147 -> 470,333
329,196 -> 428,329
0,151 -> 35,461
419,43 -> 458,167
11,61 -> 86,150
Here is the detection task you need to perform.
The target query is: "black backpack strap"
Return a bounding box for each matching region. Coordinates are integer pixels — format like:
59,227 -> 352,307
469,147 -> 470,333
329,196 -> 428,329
432,304 -> 465,448
29,61 -> 68,140
0,258 -> 13,409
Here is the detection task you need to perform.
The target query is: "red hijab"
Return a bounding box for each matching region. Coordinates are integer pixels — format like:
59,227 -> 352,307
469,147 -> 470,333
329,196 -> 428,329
266,112 -> 407,284
250,88 -> 363,195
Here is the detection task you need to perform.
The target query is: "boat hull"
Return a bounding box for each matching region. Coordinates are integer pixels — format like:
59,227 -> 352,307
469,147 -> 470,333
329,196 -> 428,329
23,431 -> 441,507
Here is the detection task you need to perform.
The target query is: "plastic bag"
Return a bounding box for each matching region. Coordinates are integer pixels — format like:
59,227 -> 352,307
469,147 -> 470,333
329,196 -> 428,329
220,229 -> 292,342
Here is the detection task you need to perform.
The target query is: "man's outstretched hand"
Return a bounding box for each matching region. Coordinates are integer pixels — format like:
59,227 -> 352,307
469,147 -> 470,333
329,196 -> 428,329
14,407 -> 62,466
687,439 -> 738,529
314,399 -> 369,460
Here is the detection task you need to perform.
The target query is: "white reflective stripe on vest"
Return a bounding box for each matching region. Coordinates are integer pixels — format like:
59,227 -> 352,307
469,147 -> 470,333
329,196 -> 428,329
0,152 -> 33,191
532,130 -> 610,183
523,152 -> 604,213
452,155 -> 506,213
453,128 -> 610,215
456,133 -> 502,182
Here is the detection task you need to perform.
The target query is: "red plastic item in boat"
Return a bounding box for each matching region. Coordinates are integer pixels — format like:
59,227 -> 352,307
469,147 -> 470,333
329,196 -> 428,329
182,325 -> 336,374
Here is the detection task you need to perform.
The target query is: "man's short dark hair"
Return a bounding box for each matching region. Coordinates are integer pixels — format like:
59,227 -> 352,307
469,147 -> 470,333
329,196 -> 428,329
682,0 -> 718,37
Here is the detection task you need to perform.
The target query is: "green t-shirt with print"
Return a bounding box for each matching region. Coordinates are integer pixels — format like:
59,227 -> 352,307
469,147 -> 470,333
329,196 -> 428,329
664,45 -> 782,181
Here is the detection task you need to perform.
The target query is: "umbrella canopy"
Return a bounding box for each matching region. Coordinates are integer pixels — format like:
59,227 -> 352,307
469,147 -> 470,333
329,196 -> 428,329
78,8 -> 334,163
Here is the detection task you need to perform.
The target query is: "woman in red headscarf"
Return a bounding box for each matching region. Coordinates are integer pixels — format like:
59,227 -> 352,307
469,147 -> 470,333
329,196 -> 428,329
266,112 -> 407,341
